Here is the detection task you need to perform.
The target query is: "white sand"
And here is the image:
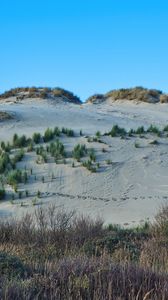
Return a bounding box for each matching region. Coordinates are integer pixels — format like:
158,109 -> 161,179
0,97 -> 168,226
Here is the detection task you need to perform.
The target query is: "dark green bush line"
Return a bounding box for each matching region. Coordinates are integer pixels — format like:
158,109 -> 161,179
105,124 -> 166,138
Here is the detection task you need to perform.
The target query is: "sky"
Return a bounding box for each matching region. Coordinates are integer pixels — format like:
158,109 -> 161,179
0,0 -> 168,101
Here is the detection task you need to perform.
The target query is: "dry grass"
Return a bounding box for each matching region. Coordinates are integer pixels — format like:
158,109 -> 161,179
0,205 -> 168,298
0,87 -> 81,104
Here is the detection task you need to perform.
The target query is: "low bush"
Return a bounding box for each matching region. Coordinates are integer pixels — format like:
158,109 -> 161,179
73,144 -> 87,161
0,188 -> 5,200
7,170 -> 22,186
62,127 -> 74,137
32,132 -> 41,144
43,128 -> 54,142
108,125 -> 127,137
13,134 -> 28,148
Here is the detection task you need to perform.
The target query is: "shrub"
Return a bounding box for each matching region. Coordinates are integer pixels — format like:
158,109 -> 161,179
13,134 -> 28,148
147,125 -> 160,135
12,149 -> 25,165
0,188 -> 5,200
88,148 -> 96,162
96,131 -> 101,138
0,152 -> 10,173
134,142 -> 140,148
49,140 -> 65,160
135,126 -> 145,134
54,126 -> 61,136
27,141 -> 34,152
109,125 -> 127,137
82,160 -> 97,172
0,252 -> 26,279
73,144 -> 87,161
44,128 -> 54,142
163,125 -> 168,132
149,140 -> 159,145
37,190 -> 41,198
7,170 -> 22,186
32,132 -> 41,144
62,127 -> 74,137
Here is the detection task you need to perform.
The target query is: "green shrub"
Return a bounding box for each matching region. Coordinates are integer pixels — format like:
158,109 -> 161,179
62,127 -> 74,137
32,132 -> 41,144
0,153 -> 10,173
44,128 -> 54,142
149,140 -> 159,145
135,126 -> 145,135
109,125 -> 127,137
49,140 -> 65,160
82,160 -> 97,172
12,149 -> 25,165
73,144 -> 87,161
96,131 -> 101,138
88,148 -> 96,162
7,170 -> 22,186
0,188 -> 5,200
163,125 -> 168,132
147,125 -> 160,135
0,252 -> 26,279
13,134 -> 27,148
54,126 -> 61,136
27,141 -> 34,152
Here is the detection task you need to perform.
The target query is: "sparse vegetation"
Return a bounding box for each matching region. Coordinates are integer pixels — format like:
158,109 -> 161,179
32,132 -> 41,144
108,125 -> 127,137
62,127 -> 74,137
43,128 -> 54,142
73,144 -> 87,161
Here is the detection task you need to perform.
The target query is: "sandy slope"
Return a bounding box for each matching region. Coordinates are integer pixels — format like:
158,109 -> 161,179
0,97 -> 168,226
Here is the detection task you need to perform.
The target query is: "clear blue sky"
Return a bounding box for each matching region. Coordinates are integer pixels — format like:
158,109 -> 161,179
1,0 -> 168,101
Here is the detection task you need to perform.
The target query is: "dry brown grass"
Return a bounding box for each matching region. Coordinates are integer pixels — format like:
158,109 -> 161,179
0,205 -> 168,299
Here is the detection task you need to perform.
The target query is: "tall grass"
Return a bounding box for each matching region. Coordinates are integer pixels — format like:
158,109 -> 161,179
0,205 -> 168,298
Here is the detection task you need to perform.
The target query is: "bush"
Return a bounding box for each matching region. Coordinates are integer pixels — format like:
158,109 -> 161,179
0,152 -> 10,173
62,127 -> 74,137
88,148 -> 96,162
135,126 -> 145,134
0,252 -> 26,279
12,149 -> 25,165
54,126 -> 61,137
49,140 -> 65,160
13,134 -> 27,148
82,160 -> 97,172
163,125 -> 168,132
44,128 -> 54,142
7,170 -> 22,186
73,144 -> 87,161
0,188 -> 5,200
147,125 -> 160,135
96,131 -> 101,138
32,132 -> 41,144
109,125 -> 127,137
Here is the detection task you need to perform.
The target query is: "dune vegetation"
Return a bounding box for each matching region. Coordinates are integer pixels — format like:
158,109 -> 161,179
0,205 -> 168,299
0,87 -> 82,104
86,86 -> 168,104
0,123 -> 168,202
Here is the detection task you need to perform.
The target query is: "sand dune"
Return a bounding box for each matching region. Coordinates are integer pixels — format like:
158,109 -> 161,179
0,97 -> 168,226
